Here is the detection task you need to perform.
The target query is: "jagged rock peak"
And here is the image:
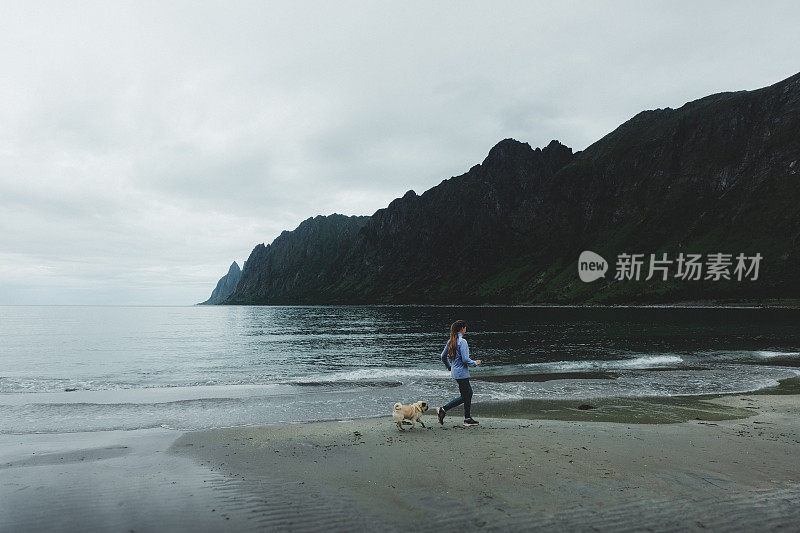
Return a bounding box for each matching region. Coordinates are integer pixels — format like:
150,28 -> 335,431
482,138 -> 573,168
545,139 -> 570,151
199,259 -> 245,305
482,138 -> 533,165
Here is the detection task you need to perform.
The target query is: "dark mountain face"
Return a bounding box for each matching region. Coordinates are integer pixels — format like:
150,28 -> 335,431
329,139 -> 577,303
536,72 -> 800,303
218,72 -> 800,305
199,261 -> 243,305
227,214 -> 370,304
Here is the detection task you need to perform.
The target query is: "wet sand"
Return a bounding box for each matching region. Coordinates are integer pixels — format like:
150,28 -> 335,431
3,392 -> 800,532
0,428 -> 260,532
169,393 -> 800,531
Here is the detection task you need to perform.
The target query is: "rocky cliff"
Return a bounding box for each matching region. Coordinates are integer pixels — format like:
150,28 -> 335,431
199,261 -> 243,305
227,215 -> 370,304
218,72 -> 800,305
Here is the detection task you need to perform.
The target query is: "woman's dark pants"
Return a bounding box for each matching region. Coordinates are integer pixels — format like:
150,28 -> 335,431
443,378 -> 473,419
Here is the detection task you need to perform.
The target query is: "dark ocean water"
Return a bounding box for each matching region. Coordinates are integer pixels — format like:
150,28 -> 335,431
1,305 -> 799,434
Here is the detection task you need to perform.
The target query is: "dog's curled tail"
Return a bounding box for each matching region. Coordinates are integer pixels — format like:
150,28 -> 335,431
393,402 -> 402,411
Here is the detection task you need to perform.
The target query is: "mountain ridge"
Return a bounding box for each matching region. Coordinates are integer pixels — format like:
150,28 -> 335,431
213,72 -> 800,305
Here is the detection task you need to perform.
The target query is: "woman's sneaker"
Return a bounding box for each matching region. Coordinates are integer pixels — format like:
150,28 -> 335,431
437,407 -> 446,425
464,418 -> 479,426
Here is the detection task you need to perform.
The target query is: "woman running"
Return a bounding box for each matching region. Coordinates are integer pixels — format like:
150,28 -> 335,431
437,320 -> 481,426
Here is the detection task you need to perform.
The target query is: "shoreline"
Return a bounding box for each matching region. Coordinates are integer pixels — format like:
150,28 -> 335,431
7,301 -> 800,308
209,298 -> 800,308
168,393 -> 800,531
3,383 -> 800,531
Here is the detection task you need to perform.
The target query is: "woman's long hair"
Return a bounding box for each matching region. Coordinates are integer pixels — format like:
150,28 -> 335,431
447,320 -> 467,361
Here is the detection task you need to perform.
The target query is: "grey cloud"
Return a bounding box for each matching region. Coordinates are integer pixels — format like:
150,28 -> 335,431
1,1 -> 799,304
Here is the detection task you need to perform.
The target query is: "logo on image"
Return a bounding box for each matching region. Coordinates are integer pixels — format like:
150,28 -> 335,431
578,251 -> 608,282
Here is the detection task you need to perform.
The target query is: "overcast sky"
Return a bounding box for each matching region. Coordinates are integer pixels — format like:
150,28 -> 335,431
1,1 -> 798,305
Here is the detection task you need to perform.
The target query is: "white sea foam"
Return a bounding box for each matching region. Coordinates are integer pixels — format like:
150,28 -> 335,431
518,354 -> 683,373
287,367 -> 446,384
477,366 -> 795,403
609,355 -> 683,368
696,350 -> 800,361
753,351 -> 800,359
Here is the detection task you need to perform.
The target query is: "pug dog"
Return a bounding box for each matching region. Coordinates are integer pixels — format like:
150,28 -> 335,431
392,401 -> 429,430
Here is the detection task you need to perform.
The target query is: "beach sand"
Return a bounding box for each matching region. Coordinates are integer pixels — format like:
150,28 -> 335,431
0,428 -> 262,532
4,393 -> 800,532
168,393 -> 800,531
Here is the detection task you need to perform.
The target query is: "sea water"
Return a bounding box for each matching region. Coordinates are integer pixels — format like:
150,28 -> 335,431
1,305 -> 799,434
